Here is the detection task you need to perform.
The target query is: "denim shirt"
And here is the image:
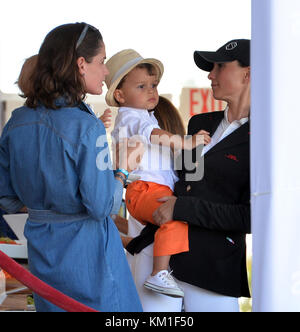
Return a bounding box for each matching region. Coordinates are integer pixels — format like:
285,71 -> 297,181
0,99 -> 142,312
0,99 -> 116,219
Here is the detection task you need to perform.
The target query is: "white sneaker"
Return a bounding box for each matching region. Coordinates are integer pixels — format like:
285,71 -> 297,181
144,270 -> 184,298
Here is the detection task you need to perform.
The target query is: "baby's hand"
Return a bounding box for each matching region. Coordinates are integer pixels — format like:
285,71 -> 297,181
183,130 -> 211,150
99,108 -> 113,128
196,130 -> 211,146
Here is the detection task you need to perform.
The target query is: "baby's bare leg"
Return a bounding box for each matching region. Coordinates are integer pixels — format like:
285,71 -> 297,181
152,255 -> 171,275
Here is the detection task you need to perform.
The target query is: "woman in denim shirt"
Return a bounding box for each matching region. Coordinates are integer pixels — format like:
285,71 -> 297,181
0,23 -> 142,312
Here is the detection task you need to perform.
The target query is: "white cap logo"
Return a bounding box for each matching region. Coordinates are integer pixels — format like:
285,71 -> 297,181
225,42 -> 238,51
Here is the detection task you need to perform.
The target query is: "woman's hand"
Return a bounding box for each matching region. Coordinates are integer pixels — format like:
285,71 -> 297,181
153,196 -> 177,226
99,108 -> 113,128
114,138 -> 145,173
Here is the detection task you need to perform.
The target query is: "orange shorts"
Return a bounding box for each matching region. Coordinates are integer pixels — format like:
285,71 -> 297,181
126,180 -> 189,257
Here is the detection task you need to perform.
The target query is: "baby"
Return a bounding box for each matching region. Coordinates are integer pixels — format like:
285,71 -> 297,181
105,49 -> 210,298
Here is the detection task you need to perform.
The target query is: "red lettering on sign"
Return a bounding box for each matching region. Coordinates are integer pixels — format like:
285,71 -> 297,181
200,89 -> 210,113
190,89 -> 199,117
188,88 -> 225,117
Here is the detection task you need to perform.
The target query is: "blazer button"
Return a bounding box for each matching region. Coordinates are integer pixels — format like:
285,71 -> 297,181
186,185 -> 192,192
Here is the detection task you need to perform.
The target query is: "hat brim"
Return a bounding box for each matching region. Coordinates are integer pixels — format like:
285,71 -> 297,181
105,58 -> 164,107
194,51 -> 233,72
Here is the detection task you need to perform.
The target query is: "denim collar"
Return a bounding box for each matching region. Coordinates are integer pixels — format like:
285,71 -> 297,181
54,97 -> 95,117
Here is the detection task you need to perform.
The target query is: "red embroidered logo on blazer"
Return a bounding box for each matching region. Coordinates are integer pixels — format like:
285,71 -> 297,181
225,154 -> 239,162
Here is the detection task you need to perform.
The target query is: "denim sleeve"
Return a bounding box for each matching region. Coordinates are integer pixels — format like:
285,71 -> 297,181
77,123 -> 115,221
0,123 -> 21,200
110,178 -> 124,215
0,197 -> 24,214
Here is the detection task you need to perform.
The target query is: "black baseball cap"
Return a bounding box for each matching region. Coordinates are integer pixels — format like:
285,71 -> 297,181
194,39 -> 250,72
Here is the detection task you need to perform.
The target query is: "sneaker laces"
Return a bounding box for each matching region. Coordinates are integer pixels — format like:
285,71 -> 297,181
158,270 -> 178,288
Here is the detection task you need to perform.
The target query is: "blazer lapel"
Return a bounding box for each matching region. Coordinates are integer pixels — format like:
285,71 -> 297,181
205,121 -> 250,156
193,111 -> 224,136
209,114 -> 224,137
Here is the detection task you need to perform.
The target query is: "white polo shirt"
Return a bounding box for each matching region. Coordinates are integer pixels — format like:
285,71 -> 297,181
111,107 -> 179,191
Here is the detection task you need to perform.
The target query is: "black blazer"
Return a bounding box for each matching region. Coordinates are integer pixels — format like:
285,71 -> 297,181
170,111 -> 251,298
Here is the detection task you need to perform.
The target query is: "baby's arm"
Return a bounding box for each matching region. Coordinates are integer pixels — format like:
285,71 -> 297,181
151,128 -> 211,151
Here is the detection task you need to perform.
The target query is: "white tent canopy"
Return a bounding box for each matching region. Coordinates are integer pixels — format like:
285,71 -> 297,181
252,0 -> 300,312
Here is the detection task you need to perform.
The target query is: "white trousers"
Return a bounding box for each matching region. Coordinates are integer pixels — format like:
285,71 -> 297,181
126,246 -> 182,312
126,248 -> 240,312
126,216 -> 239,312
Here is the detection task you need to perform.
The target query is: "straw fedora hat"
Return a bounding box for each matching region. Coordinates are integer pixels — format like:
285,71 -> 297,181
105,49 -> 164,107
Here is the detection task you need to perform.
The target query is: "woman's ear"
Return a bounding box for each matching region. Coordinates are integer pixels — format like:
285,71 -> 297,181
114,89 -> 125,105
77,57 -> 86,76
244,67 -> 251,82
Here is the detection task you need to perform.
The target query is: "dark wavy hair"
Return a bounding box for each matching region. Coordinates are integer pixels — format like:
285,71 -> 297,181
26,22 -> 103,109
154,96 -> 186,137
